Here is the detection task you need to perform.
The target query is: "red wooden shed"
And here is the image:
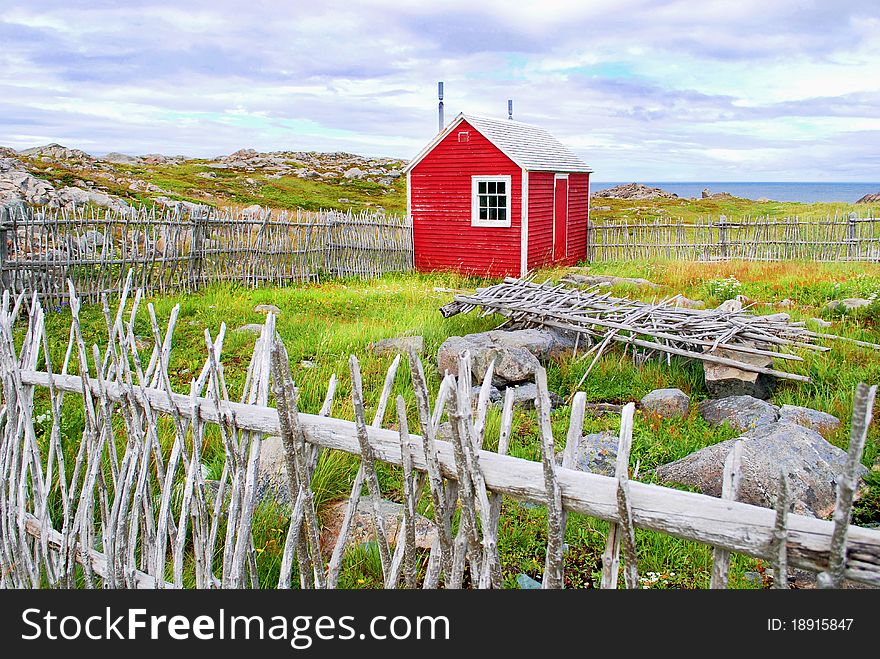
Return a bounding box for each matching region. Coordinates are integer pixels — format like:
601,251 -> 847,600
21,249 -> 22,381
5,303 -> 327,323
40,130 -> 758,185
404,113 -> 592,277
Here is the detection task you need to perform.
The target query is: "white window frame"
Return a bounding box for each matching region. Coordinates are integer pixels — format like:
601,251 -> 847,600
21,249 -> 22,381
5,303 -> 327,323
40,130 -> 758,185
471,175 -> 512,228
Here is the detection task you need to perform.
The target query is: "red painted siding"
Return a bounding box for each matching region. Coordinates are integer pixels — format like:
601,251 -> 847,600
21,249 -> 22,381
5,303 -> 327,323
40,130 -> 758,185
566,173 -> 590,264
410,120 -> 522,277
527,171 -> 554,270
554,178 -> 569,261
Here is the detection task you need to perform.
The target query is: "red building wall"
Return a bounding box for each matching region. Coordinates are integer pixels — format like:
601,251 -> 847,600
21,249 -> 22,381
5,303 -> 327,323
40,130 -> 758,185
566,172 -> 590,264
410,120 -> 522,277
527,171 -> 590,269
526,171 -> 554,269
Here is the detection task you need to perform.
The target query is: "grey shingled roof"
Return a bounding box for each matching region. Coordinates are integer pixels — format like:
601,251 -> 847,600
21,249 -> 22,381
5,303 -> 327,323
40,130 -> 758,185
462,114 -> 592,173
404,112 -> 593,173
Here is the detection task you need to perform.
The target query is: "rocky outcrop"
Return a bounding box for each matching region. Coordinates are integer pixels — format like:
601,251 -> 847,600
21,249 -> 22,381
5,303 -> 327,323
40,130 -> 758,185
697,395 -> 779,432
655,421 -> 868,518
856,192 -> 880,204
591,183 -> 677,200
19,143 -> 94,162
100,152 -> 141,164
57,186 -> 130,213
0,161 -> 57,205
640,388 -> 690,418
152,196 -> 210,216
1,155 -> 130,212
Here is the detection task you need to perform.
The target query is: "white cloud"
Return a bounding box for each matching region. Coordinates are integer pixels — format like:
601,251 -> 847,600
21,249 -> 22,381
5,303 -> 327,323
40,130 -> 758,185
0,1 -> 878,180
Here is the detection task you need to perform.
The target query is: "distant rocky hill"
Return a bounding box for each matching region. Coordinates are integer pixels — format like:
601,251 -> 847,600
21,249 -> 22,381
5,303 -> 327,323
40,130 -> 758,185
591,182 -> 678,200
0,143 -> 408,215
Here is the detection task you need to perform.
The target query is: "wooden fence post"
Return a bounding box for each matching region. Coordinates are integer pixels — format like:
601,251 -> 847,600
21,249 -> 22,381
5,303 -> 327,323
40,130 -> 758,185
846,212 -> 858,261
0,204 -> 9,291
189,211 -> 206,291
717,215 -> 728,260
585,221 -> 592,263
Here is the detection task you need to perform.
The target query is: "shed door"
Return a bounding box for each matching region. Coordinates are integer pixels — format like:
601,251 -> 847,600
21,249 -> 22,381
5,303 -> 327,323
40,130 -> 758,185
553,176 -> 569,261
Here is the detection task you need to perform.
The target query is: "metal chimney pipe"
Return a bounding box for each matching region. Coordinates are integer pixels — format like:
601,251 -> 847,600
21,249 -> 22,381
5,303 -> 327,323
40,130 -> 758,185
508,99 -> 513,120
438,82 -> 445,133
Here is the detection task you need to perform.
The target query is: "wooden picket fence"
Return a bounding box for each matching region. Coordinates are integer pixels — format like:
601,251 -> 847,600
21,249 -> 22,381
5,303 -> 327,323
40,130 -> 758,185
587,213 -> 880,262
1,276 -> 879,589
0,204 -> 413,307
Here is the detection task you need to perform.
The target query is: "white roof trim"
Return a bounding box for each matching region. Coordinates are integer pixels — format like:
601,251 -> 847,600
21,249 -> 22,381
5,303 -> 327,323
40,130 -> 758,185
404,112 -> 593,174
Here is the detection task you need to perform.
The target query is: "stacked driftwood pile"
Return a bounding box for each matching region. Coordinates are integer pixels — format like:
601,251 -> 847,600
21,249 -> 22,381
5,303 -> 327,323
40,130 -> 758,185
441,277 -> 880,386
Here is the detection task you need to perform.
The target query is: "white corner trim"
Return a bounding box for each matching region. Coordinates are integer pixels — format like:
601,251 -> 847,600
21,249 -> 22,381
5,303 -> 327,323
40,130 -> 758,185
586,173 -> 591,261
471,175 -> 512,228
520,168 -> 529,276
564,176 -> 570,259
406,171 -> 412,218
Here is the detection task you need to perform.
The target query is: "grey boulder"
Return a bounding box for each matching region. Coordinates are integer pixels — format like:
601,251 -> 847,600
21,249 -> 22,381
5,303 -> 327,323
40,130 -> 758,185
778,404 -> 840,435
825,298 -> 871,313
557,430 -> 618,477
502,382 -> 564,409
655,421 -> 868,518
436,329 -> 573,385
321,498 -> 438,554
640,388 -> 690,418
698,395 -> 779,432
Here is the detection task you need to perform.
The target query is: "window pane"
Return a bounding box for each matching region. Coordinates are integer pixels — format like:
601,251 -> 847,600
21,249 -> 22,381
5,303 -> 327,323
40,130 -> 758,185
498,208 -> 506,221
498,196 -> 507,209
479,182 -> 487,194
489,196 -> 497,207
497,182 -> 506,194
487,181 -> 496,194
479,196 -> 488,208
479,207 -> 488,220
488,208 -> 497,220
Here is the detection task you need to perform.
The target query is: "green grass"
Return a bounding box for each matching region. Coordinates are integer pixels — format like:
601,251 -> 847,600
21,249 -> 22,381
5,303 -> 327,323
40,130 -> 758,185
23,259 -> 880,589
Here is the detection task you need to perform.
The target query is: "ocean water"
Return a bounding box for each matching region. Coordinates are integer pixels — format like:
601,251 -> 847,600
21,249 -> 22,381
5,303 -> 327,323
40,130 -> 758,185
590,182 -> 879,204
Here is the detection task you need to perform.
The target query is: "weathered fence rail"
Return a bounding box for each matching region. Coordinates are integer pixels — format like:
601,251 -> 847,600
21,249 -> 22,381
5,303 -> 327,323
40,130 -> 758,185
0,205 -> 413,306
587,213 -> 880,262
1,278 -> 878,589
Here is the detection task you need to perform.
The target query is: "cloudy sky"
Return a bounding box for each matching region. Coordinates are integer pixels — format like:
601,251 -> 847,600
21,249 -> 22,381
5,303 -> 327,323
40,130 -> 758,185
1,0 -> 879,180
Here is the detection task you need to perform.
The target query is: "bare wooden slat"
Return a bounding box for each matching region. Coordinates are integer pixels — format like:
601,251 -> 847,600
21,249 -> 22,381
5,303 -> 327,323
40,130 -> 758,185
818,383 -> 877,589
710,440 -> 743,589
536,367 -> 565,589
601,402 -> 635,589
772,472 -> 790,589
